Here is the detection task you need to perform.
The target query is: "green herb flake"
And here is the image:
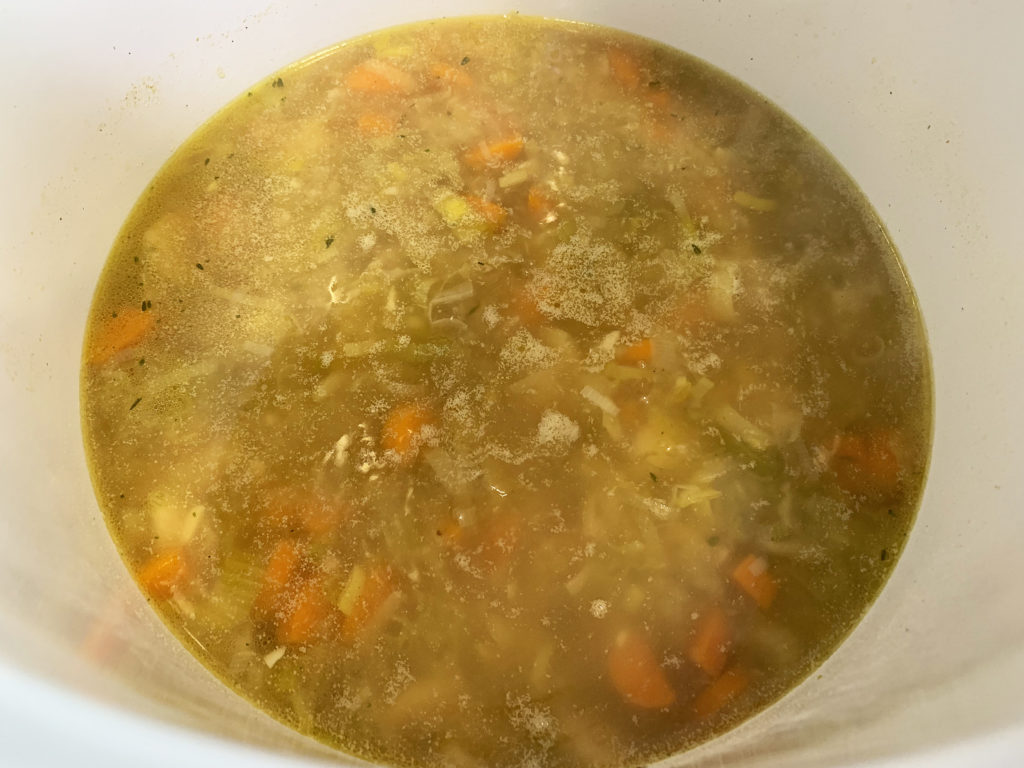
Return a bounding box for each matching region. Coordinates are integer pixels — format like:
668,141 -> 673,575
370,206 -> 377,214
707,535 -> 721,547
461,56 -> 470,66
880,548 -> 889,561
691,243 -> 702,255
204,157 -> 210,166
129,397 -> 142,411
649,472 -> 658,483
272,77 -> 284,88
325,235 -> 335,248
138,358 -> 145,366
195,263 -> 204,271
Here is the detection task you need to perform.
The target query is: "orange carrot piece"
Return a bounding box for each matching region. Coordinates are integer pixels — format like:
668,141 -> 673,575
473,513 -> 520,572
138,548 -> 190,600
357,112 -> 397,136
688,607 -> 731,677
617,338 -> 654,365
381,403 -> 433,460
694,667 -> 750,718
345,59 -> 415,94
430,62 -> 473,89
607,631 -> 676,709
831,429 -> 901,496
508,285 -> 543,328
466,195 -> 508,229
88,307 -> 154,365
276,578 -> 330,646
342,565 -> 393,641
731,554 -> 778,610
607,48 -> 642,90
464,136 -> 524,170
254,539 -> 300,615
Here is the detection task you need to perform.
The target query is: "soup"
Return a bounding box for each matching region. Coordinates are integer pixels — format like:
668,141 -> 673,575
81,15 -> 931,768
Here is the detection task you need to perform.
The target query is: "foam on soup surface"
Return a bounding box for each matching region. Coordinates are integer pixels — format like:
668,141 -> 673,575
81,15 -> 931,768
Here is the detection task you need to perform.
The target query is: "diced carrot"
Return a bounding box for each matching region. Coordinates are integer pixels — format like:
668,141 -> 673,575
472,513 -> 520,572
731,554 -> 778,610
276,577 -> 331,646
381,403 -> 434,460
688,607 -> 731,677
616,338 -> 654,366
137,548 -> 190,600
465,195 -> 508,229
430,62 -> 473,89
831,429 -> 902,497
607,630 -> 676,709
342,565 -> 394,641
357,112 -> 397,137
254,539 -> 300,615
88,307 -> 154,365
526,186 -> 556,221
607,48 -> 643,90
345,59 -> 415,94
508,287 -> 543,328
694,667 -> 749,718
464,136 -> 524,170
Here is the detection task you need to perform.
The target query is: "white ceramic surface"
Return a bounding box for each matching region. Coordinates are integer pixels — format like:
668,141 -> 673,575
2,1 -> 1022,767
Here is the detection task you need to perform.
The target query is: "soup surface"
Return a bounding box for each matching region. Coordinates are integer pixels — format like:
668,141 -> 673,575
81,15 -> 931,768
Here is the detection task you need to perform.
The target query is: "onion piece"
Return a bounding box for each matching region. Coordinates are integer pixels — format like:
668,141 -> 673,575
581,385 -> 619,416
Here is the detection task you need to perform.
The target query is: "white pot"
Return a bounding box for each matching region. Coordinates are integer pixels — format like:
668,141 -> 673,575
2,1 -> 1022,766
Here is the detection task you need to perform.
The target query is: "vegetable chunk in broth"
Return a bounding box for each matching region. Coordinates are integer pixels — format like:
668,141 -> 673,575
81,15 -> 932,768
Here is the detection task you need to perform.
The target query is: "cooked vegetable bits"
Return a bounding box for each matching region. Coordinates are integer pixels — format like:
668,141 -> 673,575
81,15 -> 932,768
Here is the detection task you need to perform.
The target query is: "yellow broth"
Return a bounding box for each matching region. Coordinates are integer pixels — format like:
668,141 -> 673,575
81,15 -> 931,768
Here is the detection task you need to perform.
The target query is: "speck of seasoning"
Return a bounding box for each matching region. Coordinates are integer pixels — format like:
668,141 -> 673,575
247,91 -> 253,97
129,397 -> 142,411
477,261 -> 485,266
424,148 -> 431,153
204,157 -> 210,165
707,535 -> 721,546
461,56 -> 470,65
119,493 -> 125,499
436,530 -> 443,536
133,256 -> 139,263
195,263 -> 204,270
887,509 -> 896,517
138,358 -> 145,366
235,314 -> 241,319
325,235 -> 335,248
370,206 -> 377,214
111,311 -> 118,318
399,134 -> 406,139
649,80 -> 660,87
880,549 -> 889,561
649,471 -> 658,483
691,243 -> 702,255
272,77 -> 284,88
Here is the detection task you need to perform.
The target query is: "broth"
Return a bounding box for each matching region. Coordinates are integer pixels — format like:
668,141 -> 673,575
81,15 -> 931,768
